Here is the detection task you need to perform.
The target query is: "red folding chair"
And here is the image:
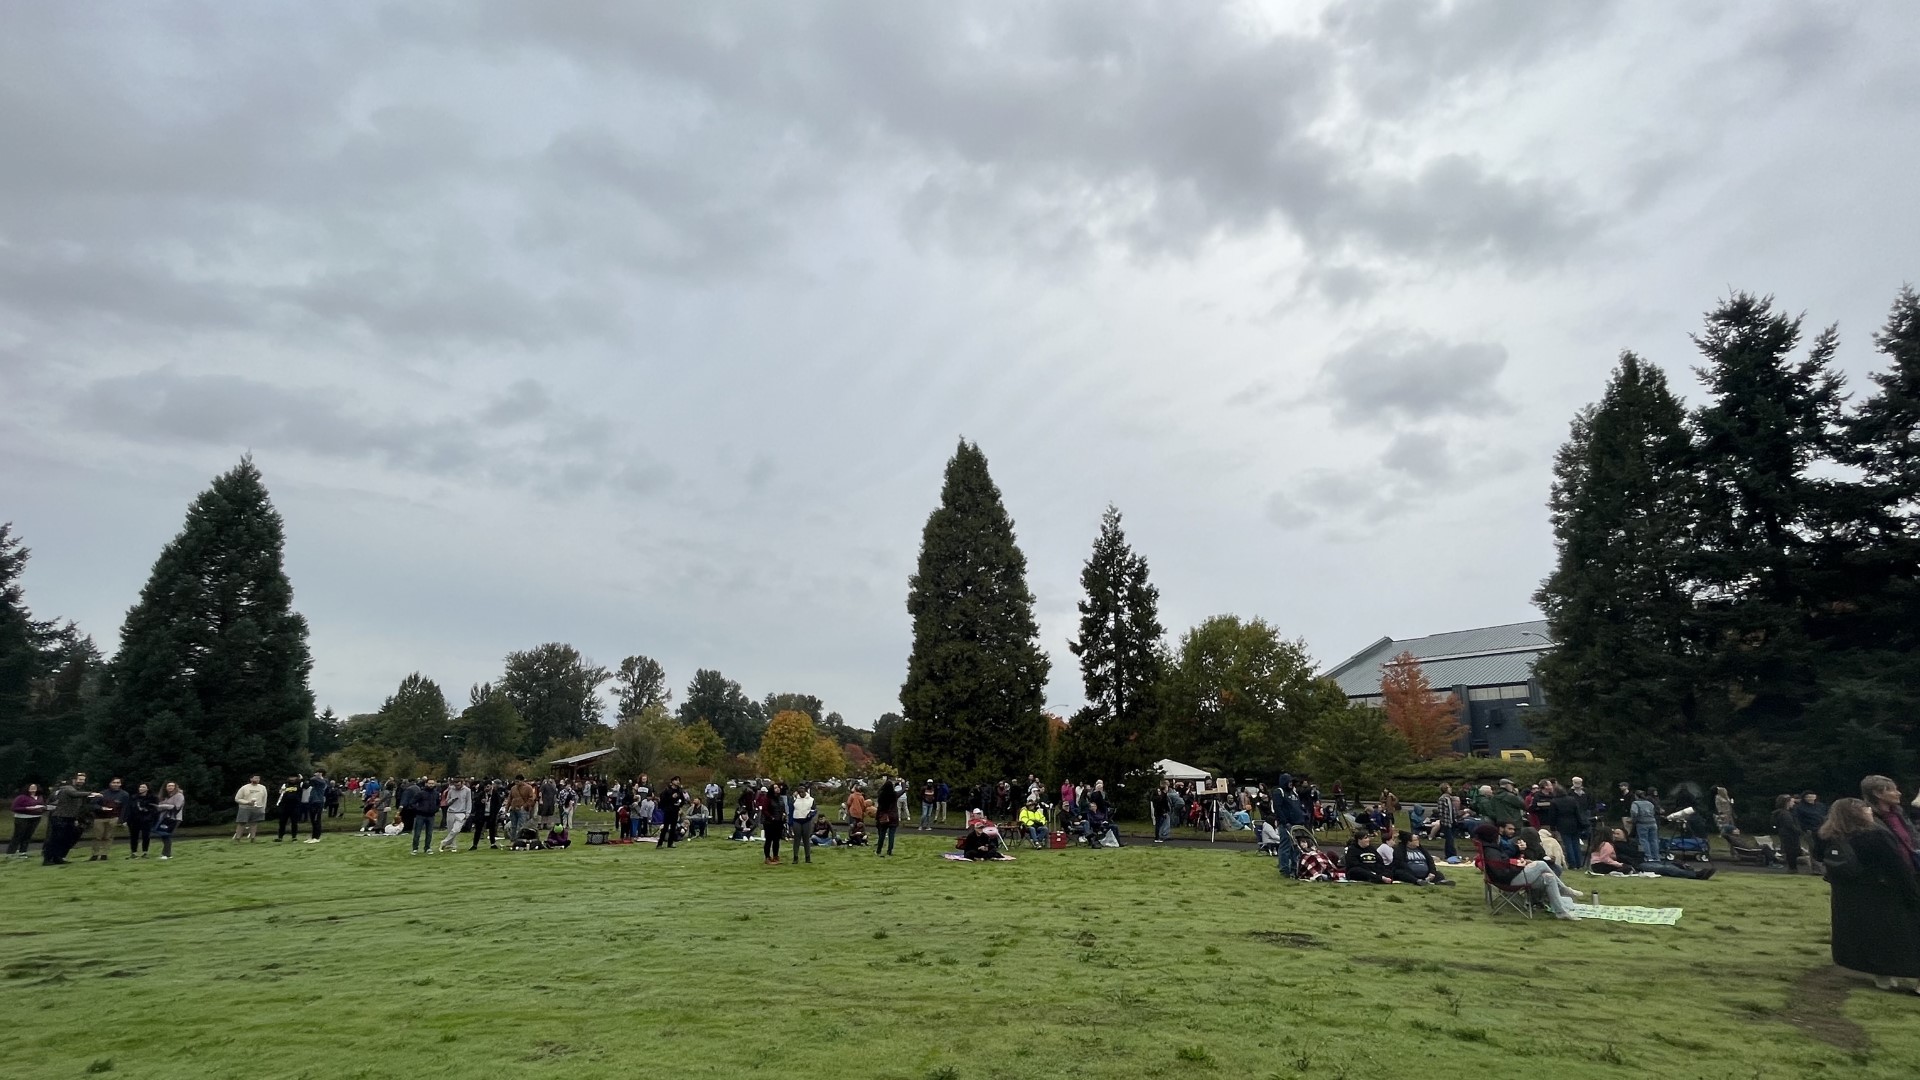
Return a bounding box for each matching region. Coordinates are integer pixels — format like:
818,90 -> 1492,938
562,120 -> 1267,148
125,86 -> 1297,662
1475,841 -> 1535,918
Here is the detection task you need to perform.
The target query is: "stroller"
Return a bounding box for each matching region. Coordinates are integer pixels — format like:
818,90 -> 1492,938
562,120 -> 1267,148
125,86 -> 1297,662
1290,826 -> 1342,881
510,826 -> 544,851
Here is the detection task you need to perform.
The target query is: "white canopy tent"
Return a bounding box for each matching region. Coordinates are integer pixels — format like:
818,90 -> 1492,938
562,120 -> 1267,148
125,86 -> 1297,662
1152,758 -> 1210,782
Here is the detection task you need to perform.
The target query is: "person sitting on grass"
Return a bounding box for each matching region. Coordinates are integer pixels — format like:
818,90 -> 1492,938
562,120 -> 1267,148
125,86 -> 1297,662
1475,823 -> 1585,919
1587,833 -> 1632,874
687,799 -> 708,839
811,817 -> 837,846
846,819 -> 868,846
1391,831 -> 1452,886
730,804 -> 754,841
1018,799 -> 1048,847
1343,831 -> 1391,884
1376,823 -> 1399,866
1518,827 -> 1565,871
545,825 -> 570,848
958,821 -> 998,860
1610,828 -> 1716,880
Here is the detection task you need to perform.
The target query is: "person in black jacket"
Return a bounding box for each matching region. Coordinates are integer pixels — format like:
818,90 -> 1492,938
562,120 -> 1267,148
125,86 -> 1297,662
274,776 -> 304,841
659,777 -> 688,849
471,780 -> 504,850
406,779 -> 441,854
125,783 -> 161,859
1546,782 -> 1587,868
1818,797 -> 1920,993
1772,794 -> 1805,874
1342,831 -> 1390,884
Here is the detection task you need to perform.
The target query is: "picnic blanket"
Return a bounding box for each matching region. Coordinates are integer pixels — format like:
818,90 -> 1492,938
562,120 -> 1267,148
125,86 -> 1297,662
941,851 -> 1015,862
1576,903 -> 1682,925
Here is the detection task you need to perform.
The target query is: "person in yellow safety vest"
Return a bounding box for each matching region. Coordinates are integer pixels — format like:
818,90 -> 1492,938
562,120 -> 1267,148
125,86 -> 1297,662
1018,799 -> 1048,847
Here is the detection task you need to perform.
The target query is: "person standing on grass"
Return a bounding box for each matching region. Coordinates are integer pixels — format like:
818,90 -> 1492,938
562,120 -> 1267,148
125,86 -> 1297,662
302,770 -> 329,843
1818,797 -> 1920,994
89,778 -> 130,862
8,783 -> 47,858
760,782 -> 788,865
439,778 -> 472,852
273,775 -> 303,842
1628,790 -> 1660,864
154,783 -> 185,860
538,776 -> 559,831
874,777 -> 900,857
472,779 -> 504,850
233,774 -> 268,842
1862,775 -> 1920,869
126,782 -> 160,859
1546,781 -> 1585,869
1795,792 -> 1830,870
788,783 -> 815,864
407,778 -> 440,854
324,778 -> 341,819
1773,794 -> 1805,874
505,775 -> 536,838
659,776 -> 688,849
43,773 -> 96,865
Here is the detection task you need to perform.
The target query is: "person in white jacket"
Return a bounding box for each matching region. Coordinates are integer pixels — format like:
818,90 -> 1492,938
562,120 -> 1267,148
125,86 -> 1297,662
439,778 -> 474,852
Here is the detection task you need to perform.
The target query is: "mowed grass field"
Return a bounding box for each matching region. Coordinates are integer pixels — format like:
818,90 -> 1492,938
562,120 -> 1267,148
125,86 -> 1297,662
3,831 -> 1914,1080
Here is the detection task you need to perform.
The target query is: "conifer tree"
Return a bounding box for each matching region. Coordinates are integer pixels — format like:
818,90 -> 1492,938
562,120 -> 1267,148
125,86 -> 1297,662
897,440 -> 1051,785
1059,505 -> 1165,784
499,643 -> 609,756
1534,352 -> 1699,781
1687,294 -> 1844,787
677,668 -> 765,754
87,458 -> 314,817
375,672 -> 453,760
0,523 -> 69,791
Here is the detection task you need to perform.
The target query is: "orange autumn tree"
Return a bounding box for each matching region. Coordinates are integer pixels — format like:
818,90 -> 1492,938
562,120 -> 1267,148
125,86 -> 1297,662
1379,651 -> 1465,759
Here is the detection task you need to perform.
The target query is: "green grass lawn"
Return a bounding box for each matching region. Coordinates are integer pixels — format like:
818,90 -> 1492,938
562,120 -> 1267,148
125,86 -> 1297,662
3,831 -> 1912,1080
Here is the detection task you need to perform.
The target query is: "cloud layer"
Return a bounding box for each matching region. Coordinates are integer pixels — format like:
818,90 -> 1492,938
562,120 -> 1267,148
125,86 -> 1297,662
3,2 -> 1916,724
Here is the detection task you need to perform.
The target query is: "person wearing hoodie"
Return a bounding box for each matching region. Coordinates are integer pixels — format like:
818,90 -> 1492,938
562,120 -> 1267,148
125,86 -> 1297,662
438,778 -> 473,853
873,778 -> 898,857
1342,832 -> 1390,884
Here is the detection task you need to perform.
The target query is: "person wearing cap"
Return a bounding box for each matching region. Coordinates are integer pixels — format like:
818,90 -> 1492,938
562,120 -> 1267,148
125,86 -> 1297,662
1018,799 -> 1047,847
918,779 -> 937,831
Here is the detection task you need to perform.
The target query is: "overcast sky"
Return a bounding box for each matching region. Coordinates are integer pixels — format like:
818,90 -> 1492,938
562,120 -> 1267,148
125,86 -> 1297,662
3,3 -> 1917,728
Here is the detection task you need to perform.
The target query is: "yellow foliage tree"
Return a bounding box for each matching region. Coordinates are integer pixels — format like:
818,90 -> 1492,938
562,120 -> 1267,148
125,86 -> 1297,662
759,710 -> 841,781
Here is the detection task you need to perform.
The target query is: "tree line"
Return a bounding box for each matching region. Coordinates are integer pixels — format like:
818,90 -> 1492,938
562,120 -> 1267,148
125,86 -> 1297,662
894,440 -> 1421,795
1535,288 -> 1920,804
0,459 -> 887,821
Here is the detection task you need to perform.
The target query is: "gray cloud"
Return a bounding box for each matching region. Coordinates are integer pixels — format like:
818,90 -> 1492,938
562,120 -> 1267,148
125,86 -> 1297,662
1320,333 -> 1509,425
1382,430 -> 1454,482
71,370 -> 670,497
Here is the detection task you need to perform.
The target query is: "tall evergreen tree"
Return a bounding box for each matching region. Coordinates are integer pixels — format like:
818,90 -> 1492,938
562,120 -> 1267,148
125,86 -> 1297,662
1059,505 -> 1165,785
499,643 -> 609,756
897,440 -> 1051,785
375,672 -> 453,760
1687,294 -> 1844,789
677,668 -> 765,754
0,524 -> 75,791
1533,352 -> 1700,783
86,458 -> 314,817
1809,286 -> 1920,782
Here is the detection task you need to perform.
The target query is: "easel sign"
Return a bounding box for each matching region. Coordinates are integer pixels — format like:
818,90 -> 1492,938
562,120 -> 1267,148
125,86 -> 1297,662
1193,778 -> 1228,797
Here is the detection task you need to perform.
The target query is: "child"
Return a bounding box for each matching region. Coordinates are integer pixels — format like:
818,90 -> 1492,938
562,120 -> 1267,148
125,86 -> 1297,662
846,820 -> 868,846
545,826 -> 570,849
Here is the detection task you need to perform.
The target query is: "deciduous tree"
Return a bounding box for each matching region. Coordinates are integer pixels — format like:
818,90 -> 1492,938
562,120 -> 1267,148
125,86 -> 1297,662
499,643 -> 609,756
1378,652 -> 1464,759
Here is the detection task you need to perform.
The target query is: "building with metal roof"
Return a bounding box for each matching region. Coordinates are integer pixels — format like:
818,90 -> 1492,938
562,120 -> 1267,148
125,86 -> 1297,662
1323,619 -> 1551,755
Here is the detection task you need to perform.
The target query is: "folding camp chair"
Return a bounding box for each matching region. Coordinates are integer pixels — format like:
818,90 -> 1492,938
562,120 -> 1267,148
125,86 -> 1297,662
1474,841 -> 1534,918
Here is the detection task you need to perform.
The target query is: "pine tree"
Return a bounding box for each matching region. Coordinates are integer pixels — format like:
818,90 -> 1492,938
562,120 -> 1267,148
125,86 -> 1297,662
1810,286 -> 1920,782
897,440 -> 1051,786
86,458 -> 314,817
1533,352 -> 1700,782
1688,294 -> 1844,789
0,523 -> 70,791
1059,505 -> 1165,784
